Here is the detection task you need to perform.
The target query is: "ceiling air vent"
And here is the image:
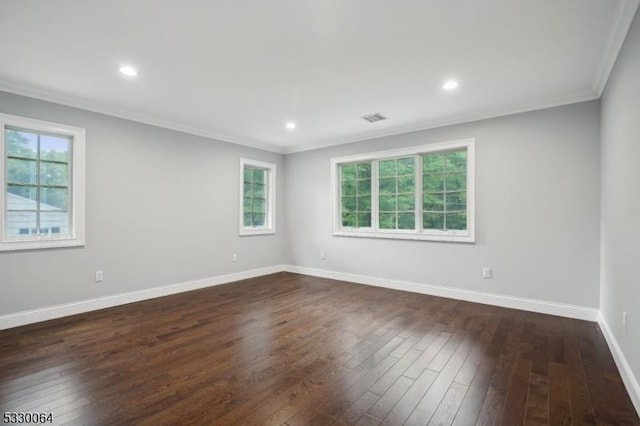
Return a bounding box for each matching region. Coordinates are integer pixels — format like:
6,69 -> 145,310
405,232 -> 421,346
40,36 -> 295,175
361,113 -> 387,123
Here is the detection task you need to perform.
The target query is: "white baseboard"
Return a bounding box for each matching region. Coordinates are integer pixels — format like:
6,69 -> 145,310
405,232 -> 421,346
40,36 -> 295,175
1,263 -> 598,328
0,264 -> 285,330
3,263 -> 635,416
284,265 -> 599,321
598,312 -> 640,416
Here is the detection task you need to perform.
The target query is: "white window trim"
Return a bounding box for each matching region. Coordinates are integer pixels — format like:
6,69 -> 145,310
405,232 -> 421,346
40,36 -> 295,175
330,138 -> 475,243
0,113 -> 86,251
239,158 -> 276,236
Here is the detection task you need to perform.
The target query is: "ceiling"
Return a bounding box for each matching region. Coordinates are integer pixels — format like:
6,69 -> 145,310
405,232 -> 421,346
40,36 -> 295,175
0,1 -> 638,153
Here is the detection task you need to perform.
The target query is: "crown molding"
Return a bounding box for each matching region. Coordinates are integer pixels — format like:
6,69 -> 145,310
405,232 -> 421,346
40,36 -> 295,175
283,90 -> 599,154
593,0 -> 640,96
0,80 -> 285,154
4,0 -> 636,160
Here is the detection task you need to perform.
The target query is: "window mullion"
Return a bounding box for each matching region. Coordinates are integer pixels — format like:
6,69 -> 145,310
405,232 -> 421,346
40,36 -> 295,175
337,165 -> 343,229
416,154 -> 422,233
36,134 -> 41,237
394,159 -> 399,230
265,170 -> 270,229
372,160 -> 379,231
443,155 -> 447,231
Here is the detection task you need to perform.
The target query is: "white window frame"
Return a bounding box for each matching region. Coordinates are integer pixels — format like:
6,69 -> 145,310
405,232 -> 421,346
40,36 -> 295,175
331,138 -> 475,243
0,113 -> 86,251
239,158 -> 276,236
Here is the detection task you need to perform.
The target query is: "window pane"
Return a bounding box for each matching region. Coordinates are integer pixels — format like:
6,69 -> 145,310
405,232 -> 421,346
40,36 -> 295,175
424,212 -> 445,230
341,164 -> 356,181
253,198 -> 265,214
40,135 -> 70,163
342,196 -> 357,213
357,163 -> 371,179
422,148 -> 468,233
397,194 -> 415,211
357,196 -> 371,212
40,162 -> 69,187
424,193 -> 444,211
379,195 -> 396,212
379,177 -> 396,195
342,212 -> 356,227
357,179 -> 371,196
40,211 -> 70,236
446,212 -> 467,230
423,174 -> 444,192
5,211 -> 37,237
243,197 -> 251,212
446,192 -> 467,211
357,212 -> 371,227
379,159 -> 396,178
243,167 -> 252,183
377,156 -> 416,231
7,185 -> 37,207
39,187 -> 68,211
342,180 -> 356,197
339,162 -> 372,229
423,153 -> 445,173
379,213 -> 396,229
397,157 -> 415,175
398,212 -> 415,230
445,172 -> 466,191
252,183 -> 265,198
6,129 -> 37,159
252,168 -> 265,184
243,212 -> 252,226
398,174 -> 415,193
445,150 -> 466,172
7,158 -> 37,185
252,214 -> 265,227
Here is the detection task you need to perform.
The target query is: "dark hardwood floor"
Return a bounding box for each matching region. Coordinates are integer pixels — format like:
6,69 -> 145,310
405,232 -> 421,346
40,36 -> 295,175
0,272 -> 637,425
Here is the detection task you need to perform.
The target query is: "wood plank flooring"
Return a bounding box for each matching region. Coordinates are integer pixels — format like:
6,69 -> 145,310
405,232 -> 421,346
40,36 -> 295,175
0,272 -> 637,425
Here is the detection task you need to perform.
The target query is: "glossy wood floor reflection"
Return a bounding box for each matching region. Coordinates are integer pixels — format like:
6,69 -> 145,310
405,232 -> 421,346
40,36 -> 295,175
0,273 -> 638,425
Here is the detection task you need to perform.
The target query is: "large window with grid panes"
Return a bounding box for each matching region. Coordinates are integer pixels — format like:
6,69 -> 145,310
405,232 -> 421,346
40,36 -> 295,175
331,139 -> 474,242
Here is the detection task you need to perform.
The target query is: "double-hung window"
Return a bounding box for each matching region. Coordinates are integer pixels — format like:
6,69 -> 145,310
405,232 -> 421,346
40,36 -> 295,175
0,113 -> 86,251
331,138 -> 475,242
239,158 -> 276,235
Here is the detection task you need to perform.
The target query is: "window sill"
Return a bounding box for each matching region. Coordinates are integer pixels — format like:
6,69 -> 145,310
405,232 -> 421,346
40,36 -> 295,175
239,228 -> 276,237
332,230 -> 475,243
0,238 -> 85,252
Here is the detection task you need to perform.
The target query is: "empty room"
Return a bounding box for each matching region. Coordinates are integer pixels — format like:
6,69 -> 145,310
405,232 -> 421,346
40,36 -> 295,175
1,1 -> 639,425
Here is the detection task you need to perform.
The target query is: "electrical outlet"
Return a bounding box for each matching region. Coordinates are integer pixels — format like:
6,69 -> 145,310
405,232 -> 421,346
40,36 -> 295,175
623,311 -> 628,331
482,267 -> 492,279
95,270 -> 104,282
232,254 -> 238,263
321,251 -> 326,260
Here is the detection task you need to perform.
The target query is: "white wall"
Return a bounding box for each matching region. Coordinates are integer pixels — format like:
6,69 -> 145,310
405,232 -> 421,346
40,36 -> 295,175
600,10 -> 640,392
285,101 -> 601,308
0,91 -> 286,316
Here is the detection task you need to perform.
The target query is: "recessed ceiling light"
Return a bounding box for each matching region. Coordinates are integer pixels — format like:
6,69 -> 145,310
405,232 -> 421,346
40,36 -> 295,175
443,80 -> 459,91
119,65 -> 139,77
285,122 -> 296,130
